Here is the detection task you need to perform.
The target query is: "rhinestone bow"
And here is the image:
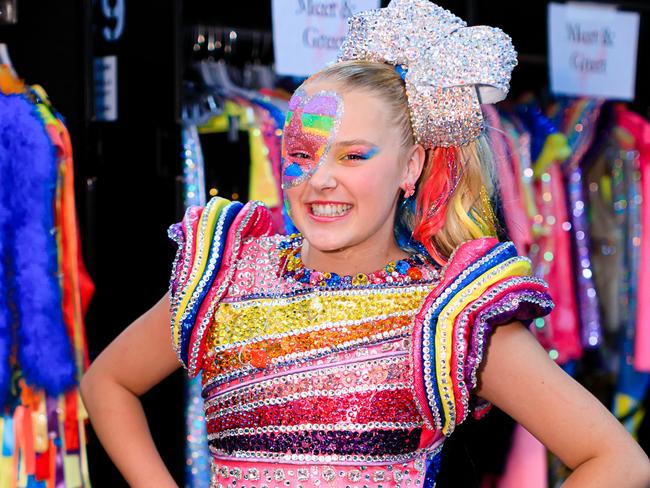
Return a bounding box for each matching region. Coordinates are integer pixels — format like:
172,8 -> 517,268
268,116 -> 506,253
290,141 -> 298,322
337,0 -> 518,148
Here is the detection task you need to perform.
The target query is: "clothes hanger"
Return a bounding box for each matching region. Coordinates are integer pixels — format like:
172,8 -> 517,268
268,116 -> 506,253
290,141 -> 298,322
241,31 -> 259,89
0,0 -> 17,25
183,68 -> 224,127
251,32 -> 276,90
0,43 -> 18,78
210,28 -> 260,100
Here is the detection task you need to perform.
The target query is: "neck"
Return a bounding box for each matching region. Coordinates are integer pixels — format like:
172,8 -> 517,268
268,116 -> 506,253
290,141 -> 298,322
300,232 -> 410,277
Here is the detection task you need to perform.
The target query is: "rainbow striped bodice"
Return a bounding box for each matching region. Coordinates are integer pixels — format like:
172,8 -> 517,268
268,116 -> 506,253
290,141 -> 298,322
201,234 -> 441,486
167,198 -> 554,487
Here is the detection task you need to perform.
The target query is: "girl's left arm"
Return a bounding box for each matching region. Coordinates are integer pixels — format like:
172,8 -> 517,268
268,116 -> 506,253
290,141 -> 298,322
476,321 -> 650,488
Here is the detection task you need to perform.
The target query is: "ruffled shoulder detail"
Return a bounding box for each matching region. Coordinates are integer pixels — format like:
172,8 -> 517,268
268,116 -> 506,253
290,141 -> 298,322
411,237 -> 554,437
167,197 -> 274,376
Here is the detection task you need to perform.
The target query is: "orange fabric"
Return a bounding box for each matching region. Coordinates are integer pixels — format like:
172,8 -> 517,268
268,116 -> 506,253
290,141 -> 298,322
13,405 -> 37,477
18,381 -> 40,412
0,65 -> 25,94
47,438 -> 56,488
21,407 -> 36,475
62,122 -> 93,369
48,114 -> 94,373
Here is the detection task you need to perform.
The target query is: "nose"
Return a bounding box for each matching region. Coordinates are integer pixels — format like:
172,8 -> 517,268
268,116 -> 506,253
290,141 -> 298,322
307,156 -> 337,191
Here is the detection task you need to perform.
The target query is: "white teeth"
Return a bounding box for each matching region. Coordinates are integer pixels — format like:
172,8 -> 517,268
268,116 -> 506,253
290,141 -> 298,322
311,203 -> 352,217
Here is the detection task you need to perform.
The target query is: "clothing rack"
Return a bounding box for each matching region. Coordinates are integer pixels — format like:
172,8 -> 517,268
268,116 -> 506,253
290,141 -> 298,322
187,24 -> 274,64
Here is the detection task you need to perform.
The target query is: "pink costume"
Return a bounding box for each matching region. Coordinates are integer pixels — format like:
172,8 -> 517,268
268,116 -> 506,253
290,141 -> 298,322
615,106 -> 650,372
168,197 -> 554,487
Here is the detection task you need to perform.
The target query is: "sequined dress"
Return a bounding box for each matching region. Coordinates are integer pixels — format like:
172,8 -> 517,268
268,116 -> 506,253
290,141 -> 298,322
167,198 -> 554,488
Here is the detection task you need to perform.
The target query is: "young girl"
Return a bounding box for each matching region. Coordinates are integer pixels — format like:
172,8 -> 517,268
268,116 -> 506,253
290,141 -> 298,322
80,1 -> 650,486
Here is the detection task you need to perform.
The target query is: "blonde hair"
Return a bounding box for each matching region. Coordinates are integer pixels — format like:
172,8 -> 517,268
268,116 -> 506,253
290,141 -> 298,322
305,60 -> 499,264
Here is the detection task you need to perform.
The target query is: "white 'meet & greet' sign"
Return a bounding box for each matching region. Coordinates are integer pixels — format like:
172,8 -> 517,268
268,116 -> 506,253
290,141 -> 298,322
548,2 -> 639,100
272,0 -> 380,77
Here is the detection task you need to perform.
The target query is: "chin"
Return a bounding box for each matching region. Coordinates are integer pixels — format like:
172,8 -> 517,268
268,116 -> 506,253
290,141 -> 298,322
302,232 -> 348,252
299,225 -> 356,253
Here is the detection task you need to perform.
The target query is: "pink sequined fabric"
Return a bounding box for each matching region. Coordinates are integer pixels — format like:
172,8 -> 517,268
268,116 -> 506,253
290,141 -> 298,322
168,200 -> 555,488
201,234 -> 443,486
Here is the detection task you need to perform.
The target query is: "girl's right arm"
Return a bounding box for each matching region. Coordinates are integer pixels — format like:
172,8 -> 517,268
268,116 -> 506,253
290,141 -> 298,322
80,291 -> 182,488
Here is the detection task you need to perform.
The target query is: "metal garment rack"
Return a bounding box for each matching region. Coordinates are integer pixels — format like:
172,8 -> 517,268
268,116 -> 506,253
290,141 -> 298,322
186,24 -> 274,63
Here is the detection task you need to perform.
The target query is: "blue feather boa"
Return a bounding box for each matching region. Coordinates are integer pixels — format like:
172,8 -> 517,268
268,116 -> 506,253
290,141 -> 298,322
0,93 -> 76,406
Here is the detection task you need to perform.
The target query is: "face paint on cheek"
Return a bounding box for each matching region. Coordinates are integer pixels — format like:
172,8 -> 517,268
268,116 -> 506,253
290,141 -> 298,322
280,108 -> 305,188
283,162 -> 304,178
281,158 -> 306,189
283,195 -> 292,218
281,89 -> 344,189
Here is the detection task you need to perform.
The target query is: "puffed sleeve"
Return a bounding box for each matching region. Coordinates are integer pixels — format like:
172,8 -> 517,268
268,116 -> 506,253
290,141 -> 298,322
410,237 -> 554,437
167,197 -> 274,377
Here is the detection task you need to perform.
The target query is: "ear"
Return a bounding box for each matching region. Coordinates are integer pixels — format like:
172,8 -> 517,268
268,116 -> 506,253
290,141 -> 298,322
402,143 -> 426,187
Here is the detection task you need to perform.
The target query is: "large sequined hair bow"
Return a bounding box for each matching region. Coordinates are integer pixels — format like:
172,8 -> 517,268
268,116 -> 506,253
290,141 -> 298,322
337,0 -> 518,148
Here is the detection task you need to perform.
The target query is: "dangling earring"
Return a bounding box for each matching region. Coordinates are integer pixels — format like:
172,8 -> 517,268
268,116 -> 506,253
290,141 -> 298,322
403,182 -> 415,199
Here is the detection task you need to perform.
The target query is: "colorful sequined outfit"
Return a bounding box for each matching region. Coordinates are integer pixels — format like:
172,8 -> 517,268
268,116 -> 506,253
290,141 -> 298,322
168,197 -> 554,488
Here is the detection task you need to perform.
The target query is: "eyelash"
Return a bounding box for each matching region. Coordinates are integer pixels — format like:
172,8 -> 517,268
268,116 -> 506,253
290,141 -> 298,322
343,153 -> 367,161
288,152 -> 368,161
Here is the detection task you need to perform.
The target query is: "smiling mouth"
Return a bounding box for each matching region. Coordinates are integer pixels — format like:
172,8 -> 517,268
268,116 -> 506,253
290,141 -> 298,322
309,203 -> 353,217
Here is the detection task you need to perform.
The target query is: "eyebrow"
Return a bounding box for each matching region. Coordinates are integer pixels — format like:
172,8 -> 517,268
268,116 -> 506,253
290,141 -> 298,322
332,139 -> 378,148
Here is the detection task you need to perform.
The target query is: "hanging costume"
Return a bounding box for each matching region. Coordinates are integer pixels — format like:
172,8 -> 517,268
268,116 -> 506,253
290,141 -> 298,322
0,66 -> 94,487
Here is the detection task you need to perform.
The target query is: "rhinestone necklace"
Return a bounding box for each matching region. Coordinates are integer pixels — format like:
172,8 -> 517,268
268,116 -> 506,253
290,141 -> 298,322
278,233 -> 429,288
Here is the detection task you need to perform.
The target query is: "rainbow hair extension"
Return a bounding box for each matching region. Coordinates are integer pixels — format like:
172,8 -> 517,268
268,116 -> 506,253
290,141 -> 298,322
399,144 -> 497,266
412,147 -> 459,264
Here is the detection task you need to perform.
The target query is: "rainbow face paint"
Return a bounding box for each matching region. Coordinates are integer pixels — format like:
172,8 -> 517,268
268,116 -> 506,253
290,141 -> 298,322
281,89 -> 344,189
